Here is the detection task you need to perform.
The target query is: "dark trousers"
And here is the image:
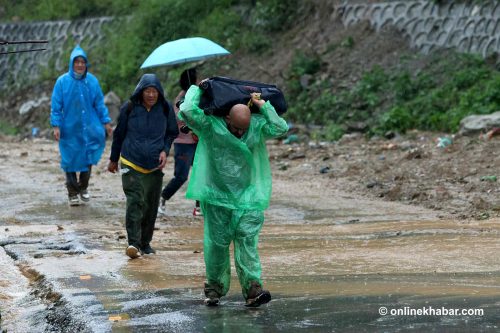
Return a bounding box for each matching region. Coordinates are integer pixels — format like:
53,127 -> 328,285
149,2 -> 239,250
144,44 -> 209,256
65,166 -> 92,197
121,165 -> 163,249
161,143 -> 196,200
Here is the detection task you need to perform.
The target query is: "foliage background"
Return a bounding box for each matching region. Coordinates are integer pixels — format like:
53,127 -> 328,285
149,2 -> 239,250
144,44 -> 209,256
1,0 -> 499,137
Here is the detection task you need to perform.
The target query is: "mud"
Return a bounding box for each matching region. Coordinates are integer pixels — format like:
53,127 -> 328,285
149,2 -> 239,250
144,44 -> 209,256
269,131 -> 500,220
0,139 -> 499,332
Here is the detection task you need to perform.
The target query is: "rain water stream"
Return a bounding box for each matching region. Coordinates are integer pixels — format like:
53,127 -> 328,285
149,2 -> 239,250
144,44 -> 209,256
1,141 -> 499,332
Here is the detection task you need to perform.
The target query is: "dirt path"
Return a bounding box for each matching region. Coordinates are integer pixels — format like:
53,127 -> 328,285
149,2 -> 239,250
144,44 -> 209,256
1,139 -> 499,332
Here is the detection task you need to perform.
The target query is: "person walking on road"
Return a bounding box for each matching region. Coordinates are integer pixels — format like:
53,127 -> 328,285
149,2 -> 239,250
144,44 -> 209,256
159,68 -> 202,216
107,74 -> 178,259
50,44 -> 112,206
179,84 -> 288,307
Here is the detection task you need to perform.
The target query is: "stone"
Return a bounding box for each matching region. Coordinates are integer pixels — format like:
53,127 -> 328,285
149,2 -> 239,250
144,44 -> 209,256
459,111 -> 500,136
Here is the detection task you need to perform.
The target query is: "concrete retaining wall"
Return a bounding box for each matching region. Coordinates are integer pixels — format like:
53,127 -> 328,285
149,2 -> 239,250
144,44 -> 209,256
340,0 -> 500,56
0,17 -> 113,90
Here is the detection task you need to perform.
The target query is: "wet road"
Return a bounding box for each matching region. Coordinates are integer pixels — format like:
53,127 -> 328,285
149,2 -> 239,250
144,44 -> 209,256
1,140 -> 499,332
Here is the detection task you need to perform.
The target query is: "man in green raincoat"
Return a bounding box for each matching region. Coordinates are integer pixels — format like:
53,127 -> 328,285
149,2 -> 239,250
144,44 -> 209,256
179,85 -> 288,307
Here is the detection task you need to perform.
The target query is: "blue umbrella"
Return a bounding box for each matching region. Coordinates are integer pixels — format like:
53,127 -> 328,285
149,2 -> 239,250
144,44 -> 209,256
140,37 -> 230,69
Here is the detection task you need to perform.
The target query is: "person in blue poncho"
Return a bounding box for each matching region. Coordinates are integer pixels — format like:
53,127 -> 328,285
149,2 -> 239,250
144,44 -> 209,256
50,45 -> 112,206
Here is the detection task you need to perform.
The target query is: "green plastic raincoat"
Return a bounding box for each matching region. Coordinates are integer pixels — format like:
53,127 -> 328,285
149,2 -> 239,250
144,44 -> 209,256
179,86 -> 288,298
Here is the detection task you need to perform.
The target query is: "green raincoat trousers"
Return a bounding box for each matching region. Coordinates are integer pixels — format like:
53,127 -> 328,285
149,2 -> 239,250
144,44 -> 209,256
179,86 -> 288,298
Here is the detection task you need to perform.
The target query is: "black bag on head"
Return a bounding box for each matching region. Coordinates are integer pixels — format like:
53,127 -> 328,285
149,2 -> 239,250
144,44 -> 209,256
198,76 -> 287,116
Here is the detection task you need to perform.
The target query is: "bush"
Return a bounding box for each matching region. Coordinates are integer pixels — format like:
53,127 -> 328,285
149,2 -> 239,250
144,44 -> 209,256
377,106 -> 414,134
95,0 -> 237,98
289,51 -> 321,77
251,0 -> 300,32
0,0 -> 139,20
285,51 -> 500,137
0,120 -> 18,135
324,123 -> 345,141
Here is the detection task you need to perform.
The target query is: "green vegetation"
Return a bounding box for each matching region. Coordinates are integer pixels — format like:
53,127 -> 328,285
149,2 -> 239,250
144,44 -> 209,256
1,0 -> 499,137
285,51 -> 500,136
0,0 -> 138,20
93,0 -> 299,98
95,0 -> 237,97
0,120 -> 19,135
1,0 -> 299,99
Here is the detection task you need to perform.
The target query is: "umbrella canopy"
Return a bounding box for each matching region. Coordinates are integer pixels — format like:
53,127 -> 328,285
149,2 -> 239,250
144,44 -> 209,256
140,37 -> 230,69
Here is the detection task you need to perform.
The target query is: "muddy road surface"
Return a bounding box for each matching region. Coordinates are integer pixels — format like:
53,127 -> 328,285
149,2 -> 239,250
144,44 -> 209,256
1,139 -> 499,332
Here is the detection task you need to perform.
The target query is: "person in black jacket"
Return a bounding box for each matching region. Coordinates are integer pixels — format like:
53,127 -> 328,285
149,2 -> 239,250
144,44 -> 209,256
108,74 -> 178,259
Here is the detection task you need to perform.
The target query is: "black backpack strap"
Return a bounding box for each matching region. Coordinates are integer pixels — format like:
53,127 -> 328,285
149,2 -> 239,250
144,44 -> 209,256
163,100 -> 173,118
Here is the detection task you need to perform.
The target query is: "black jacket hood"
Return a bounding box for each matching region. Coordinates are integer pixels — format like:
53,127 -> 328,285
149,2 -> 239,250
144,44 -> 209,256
130,73 -> 167,105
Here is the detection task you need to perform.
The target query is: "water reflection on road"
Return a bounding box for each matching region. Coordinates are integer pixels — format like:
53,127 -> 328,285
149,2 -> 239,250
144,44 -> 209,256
61,272 -> 500,332
1,141 -> 500,332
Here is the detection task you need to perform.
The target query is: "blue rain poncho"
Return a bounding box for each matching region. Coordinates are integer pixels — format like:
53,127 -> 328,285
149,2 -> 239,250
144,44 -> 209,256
50,45 -> 110,172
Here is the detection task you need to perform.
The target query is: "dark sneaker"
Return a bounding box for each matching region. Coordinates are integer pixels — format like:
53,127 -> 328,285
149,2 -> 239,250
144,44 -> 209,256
204,296 -> 220,306
80,189 -> 90,202
126,245 -> 141,259
68,195 -> 79,206
204,283 -> 221,306
141,245 -> 156,255
245,282 -> 271,307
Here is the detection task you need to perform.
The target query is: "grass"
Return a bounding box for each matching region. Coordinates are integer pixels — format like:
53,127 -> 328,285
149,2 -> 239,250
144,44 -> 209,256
285,51 -> 500,136
0,120 -> 19,136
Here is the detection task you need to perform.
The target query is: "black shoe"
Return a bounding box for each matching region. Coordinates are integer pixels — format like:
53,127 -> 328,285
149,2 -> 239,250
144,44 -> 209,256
141,244 -> 156,255
80,189 -> 90,202
245,282 -> 271,307
68,195 -> 79,206
204,296 -> 220,306
204,283 -> 221,306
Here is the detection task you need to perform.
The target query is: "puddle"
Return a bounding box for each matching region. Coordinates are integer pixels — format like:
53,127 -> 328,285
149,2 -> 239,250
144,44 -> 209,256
1,141 -> 500,331
46,279 -> 500,333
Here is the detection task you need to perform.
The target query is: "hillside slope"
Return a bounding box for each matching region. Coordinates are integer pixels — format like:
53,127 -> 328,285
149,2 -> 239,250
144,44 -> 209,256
1,1 -> 419,134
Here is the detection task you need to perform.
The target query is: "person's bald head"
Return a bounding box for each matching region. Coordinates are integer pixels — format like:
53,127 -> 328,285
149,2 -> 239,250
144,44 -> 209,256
226,104 -> 251,138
